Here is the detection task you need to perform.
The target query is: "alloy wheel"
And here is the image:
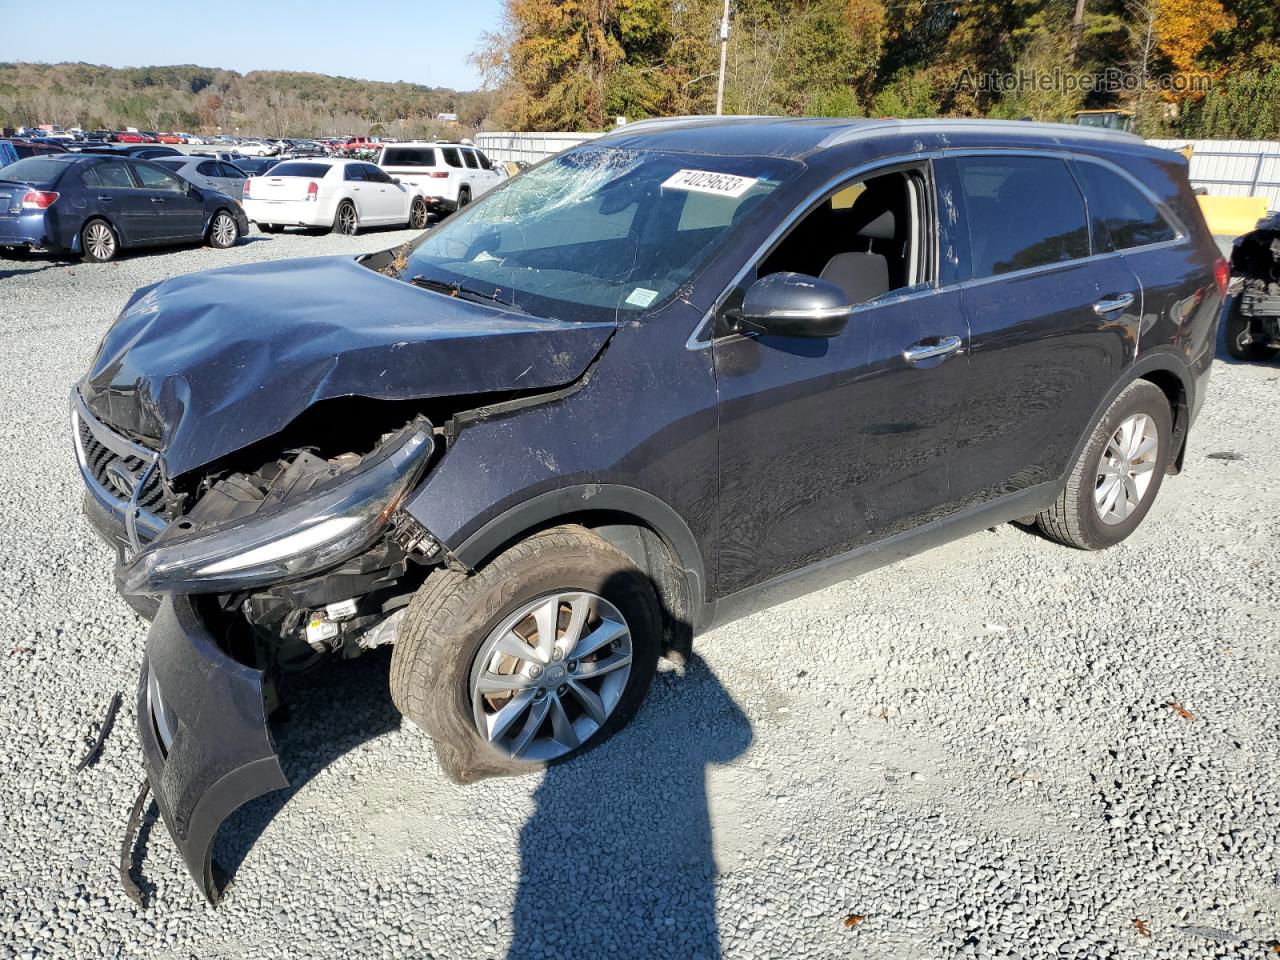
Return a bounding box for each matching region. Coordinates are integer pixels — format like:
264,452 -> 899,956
411,199 -> 427,229
1094,413 -> 1158,525
338,204 -> 357,235
212,213 -> 237,247
469,591 -> 633,762
85,222 -> 115,261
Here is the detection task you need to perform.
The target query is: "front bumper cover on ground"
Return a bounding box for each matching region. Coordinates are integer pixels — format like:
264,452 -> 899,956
137,595 -> 286,903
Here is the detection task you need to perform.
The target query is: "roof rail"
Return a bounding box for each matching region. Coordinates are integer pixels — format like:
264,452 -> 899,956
817,117 -> 1144,149
598,115 -> 773,137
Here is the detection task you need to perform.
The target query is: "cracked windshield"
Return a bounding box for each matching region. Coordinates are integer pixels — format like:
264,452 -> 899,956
399,146 -> 800,321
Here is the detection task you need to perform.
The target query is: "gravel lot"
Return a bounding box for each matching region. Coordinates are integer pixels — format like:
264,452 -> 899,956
0,229 -> 1277,960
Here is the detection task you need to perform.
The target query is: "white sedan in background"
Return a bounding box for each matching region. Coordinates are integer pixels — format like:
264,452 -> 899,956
242,158 -> 431,235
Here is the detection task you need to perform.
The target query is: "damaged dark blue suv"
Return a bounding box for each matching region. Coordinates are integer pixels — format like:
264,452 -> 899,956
72,117 -> 1225,902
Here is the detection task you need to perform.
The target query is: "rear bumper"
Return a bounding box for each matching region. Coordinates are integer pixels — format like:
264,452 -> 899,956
241,197 -> 332,227
138,595 -> 287,903
0,211 -> 57,249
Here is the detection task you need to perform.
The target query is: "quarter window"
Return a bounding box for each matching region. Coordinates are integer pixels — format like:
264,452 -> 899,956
1074,161 -> 1176,250
957,156 -> 1090,279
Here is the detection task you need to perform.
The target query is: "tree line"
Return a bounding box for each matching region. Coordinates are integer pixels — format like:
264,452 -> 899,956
0,62 -> 495,139
474,0 -> 1280,138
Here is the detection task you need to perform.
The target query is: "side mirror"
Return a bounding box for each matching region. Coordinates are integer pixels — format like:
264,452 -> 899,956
733,272 -> 851,338
391,177 -> 401,185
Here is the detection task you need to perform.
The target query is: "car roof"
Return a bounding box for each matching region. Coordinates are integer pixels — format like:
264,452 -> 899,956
592,115 -> 1147,160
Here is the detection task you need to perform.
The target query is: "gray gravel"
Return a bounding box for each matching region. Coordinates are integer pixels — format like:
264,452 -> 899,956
1,230 -> 1278,959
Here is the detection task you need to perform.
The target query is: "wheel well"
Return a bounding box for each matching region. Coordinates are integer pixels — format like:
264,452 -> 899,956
1138,369 -> 1188,473
468,510 -> 694,662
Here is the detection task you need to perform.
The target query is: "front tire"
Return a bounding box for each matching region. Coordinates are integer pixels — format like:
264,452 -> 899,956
1224,297 -> 1276,362
207,210 -> 240,249
1035,380 -> 1172,550
390,525 -> 661,783
80,218 -> 118,262
331,200 -> 358,236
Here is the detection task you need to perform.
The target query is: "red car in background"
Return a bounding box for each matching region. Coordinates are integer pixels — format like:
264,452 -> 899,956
115,132 -> 158,144
157,133 -> 184,144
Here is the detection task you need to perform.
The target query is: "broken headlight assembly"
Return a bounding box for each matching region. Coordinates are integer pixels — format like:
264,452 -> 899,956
119,423 -> 434,595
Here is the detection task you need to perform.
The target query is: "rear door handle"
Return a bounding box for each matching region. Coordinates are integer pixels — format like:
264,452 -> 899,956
1093,293 -> 1135,315
150,197 -> 166,204
97,195 -> 113,203
903,335 -> 963,363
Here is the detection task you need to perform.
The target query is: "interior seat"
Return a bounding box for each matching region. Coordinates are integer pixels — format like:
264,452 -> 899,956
819,208 -> 895,303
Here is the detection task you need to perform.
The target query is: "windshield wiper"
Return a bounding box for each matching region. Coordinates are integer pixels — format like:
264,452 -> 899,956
408,275 -> 529,315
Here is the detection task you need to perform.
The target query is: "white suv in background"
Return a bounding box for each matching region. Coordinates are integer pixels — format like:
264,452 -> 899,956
375,142 -> 505,216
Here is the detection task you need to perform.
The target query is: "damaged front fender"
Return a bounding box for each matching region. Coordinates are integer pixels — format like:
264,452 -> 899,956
137,596 -> 287,903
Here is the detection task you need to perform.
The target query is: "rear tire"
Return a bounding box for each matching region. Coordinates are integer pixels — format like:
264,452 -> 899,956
1035,380 -> 1172,550
409,197 -> 428,230
80,218 -> 118,263
456,187 -> 471,210
390,525 -> 661,783
331,200 -> 358,236
1224,297 -> 1276,361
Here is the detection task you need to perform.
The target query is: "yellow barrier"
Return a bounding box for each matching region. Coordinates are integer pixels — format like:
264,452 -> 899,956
1197,195 -> 1268,238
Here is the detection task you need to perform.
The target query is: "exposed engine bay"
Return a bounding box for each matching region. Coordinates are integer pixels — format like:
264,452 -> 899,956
1229,214 -> 1280,354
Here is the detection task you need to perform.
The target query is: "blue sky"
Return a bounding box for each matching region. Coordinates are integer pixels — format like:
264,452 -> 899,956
0,0 -> 504,90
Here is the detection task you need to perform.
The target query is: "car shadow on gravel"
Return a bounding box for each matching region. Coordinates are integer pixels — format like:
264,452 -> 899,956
507,655 -> 752,960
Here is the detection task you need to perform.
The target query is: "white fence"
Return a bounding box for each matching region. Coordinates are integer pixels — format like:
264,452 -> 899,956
1147,139 -> 1279,211
474,131 -> 602,165
478,130 -> 1279,210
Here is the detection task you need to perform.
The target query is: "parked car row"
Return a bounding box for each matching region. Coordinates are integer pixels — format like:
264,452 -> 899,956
0,139 -> 517,261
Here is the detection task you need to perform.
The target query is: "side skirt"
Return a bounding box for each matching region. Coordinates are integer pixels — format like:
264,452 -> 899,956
704,481 -> 1059,633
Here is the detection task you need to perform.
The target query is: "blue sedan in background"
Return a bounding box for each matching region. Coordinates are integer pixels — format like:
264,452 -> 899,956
0,154 -> 248,262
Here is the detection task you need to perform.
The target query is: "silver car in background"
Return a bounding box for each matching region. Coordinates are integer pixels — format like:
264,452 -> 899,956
151,156 -> 248,200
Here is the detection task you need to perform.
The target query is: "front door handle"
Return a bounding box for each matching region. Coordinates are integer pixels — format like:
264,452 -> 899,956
1093,292 -> 1135,315
97,195 -> 113,203
903,335 -> 963,363
150,197 -> 166,204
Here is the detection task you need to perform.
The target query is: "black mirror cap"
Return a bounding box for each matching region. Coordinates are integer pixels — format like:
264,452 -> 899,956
737,271 -> 851,338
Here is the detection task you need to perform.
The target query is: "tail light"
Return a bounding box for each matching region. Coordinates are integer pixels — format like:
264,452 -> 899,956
426,171 -> 448,179
21,190 -> 58,209
1213,256 -> 1230,298
307,181 -> 319,200
242,178 -> 252,198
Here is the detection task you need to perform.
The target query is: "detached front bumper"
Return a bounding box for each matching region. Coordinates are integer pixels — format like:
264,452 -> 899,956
138,596 -> 287,903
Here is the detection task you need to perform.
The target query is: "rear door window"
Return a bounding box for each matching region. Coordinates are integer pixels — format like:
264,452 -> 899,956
131,162 -> 186,192
440,148 -> 462,168
86,159 -> 136,188
344,164 -> 367,182
196,161 -> 221,177
957,156 -> 1090,279
1073,161 -> 1177,250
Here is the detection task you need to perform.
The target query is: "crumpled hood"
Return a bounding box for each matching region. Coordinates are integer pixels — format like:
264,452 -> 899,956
79,255 -> 614,477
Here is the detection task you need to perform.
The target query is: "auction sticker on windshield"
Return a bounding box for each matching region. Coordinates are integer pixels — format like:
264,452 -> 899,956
661,169 -> 758,198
